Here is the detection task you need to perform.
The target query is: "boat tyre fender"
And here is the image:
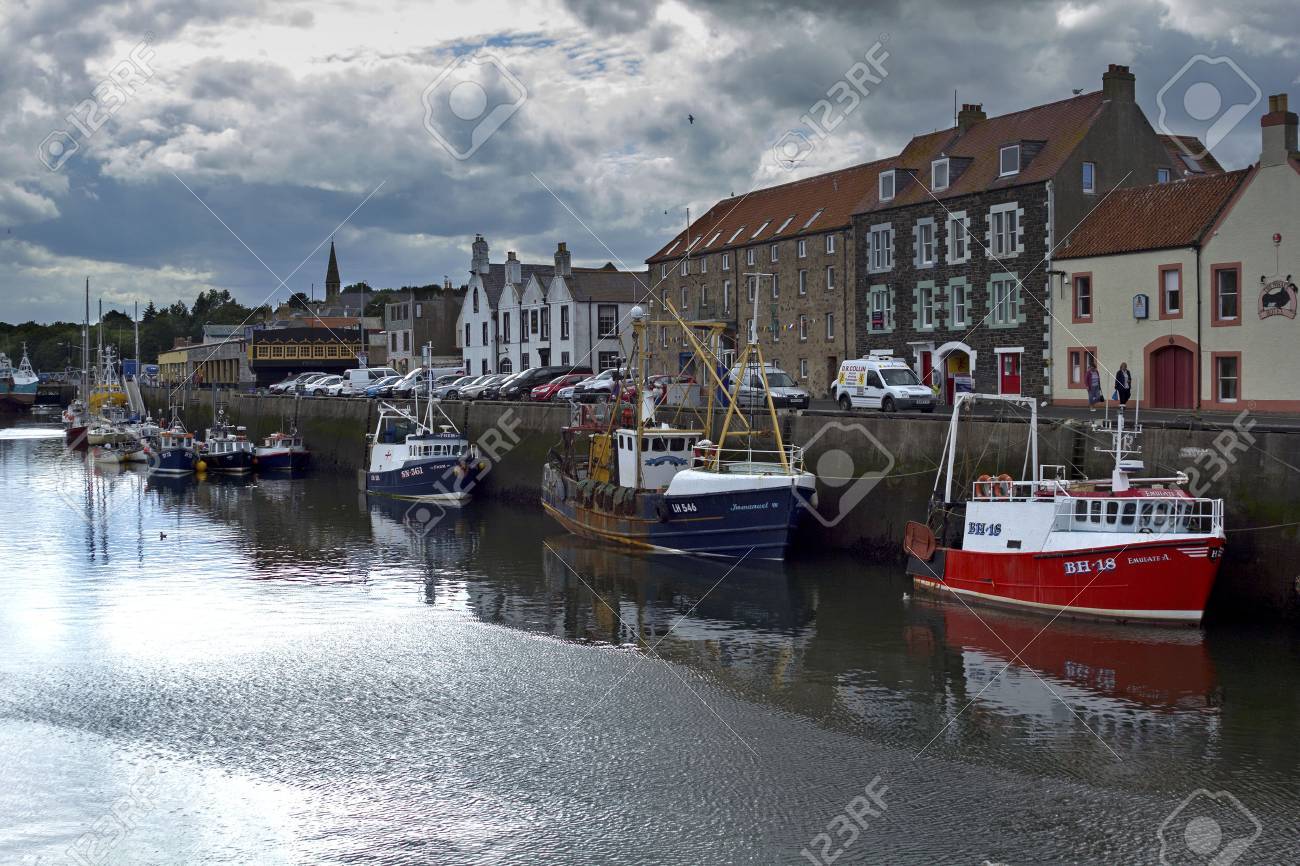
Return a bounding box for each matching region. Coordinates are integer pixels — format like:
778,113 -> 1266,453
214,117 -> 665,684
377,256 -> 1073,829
655,499 -> 672,522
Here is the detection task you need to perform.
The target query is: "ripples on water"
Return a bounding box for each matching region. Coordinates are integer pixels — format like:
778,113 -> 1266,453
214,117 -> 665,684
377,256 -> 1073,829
1,418 -> 1298,864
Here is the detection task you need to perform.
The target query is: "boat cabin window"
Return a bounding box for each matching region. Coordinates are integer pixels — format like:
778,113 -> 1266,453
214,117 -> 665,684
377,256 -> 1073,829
1105,500 -> 1119,525
670,437 -> 685,451
1089,499 -> 1102,524
1120,502 -> 1136,527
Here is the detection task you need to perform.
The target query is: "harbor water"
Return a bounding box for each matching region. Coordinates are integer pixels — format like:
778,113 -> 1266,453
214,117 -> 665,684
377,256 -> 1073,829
2,416 -> 1298,864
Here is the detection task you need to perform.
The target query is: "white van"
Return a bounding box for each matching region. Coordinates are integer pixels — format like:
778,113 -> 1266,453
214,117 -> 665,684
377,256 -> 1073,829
339,366 -> 400,395
832,353 -> 934,412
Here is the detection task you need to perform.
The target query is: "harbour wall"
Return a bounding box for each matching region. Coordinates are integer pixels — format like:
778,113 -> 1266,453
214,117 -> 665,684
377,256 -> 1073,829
141,387 -> 1300,622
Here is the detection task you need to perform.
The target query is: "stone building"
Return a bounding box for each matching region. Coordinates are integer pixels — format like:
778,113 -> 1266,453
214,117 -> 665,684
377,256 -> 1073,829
849,64 -> 1193,403
644,162 -> 883,395
384,279 -> 468,372
1053,93 -> 1299,412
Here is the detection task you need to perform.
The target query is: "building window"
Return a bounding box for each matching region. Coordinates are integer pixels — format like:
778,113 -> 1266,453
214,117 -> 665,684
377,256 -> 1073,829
797,239 -> 807,258
1082,161 -> 1096,194
699,285 -> 709,311
879,170 -> 895,201
390,332 -> 398,351
798,315 -> 808,340
948,279 -> 968,327
798,269 -> 808,296
728,226 -> 746,243
946,212 -> 970,264
597,350 -> 619,371
1073,273 -> 1092,321
932,158 -> 949,191
403,331 -> 411,351
541,307 -> 550,340
597,304 -> 618,338
481,322 -> 488,344
989,276 -> 1019,325
826,266 -> 836,291
772,274 -> 780,298
799,358 -> 809,379
868,284 -> 894,332
681,286 -> 689,308
481,359 -> 488,374
561,351 -> 570,365
803,208 -> 823,229
660,325 -> 668,348
747,276 -> 757,303
723,280 -> 732,313
722,253 -> 731,271
770,243 -> 779,262
502,312 -> 511,342
752,220 -> 770,238
989,203 -> 1020,257
824,234 -> 835,254
560,305 -> 570,340
917,283 -> 935,330
1157,168 -> 1171,184
915,219 -> 935,267
1067,347 -> 1098,388
661,264 -> 669,278
746,248 -> 756,266
1213,264 -> 1241,324
746,318 -> 756,343
999,144 -> 1020,176
826,312 -> 834,339
1215,354 -> 1240,401
464,323 -> 471,346
680,260 -> 688,276
869,224 -> 893,271
415,303 -> 423,318
1160,265 -> 1182,317
700,256 -> 708,274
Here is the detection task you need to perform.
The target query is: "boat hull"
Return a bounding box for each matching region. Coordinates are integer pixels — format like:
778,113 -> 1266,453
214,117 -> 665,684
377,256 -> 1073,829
204,450 -> 253,474
0,388 -> 36,411
366,455 -> 483,501
153,448 -> 196,476
541,465 -> 806,560
908,536 -> 1225,624
254,448 -> 310,472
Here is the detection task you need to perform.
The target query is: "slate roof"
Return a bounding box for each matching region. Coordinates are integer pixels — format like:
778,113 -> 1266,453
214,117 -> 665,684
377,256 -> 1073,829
646,160 -> 893,263
477,262 -> 555,307
1056,168 -> 1250,259
852,91 -> 1107,214
564,267 -> 647,303
1156,135 -> 1226,175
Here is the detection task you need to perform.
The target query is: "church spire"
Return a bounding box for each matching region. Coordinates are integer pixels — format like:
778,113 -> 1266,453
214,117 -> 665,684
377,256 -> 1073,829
325,240 -> 341,303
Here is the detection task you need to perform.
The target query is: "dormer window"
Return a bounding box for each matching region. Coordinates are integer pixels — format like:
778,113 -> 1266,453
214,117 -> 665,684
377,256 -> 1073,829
999,145 -> 1020,177
931,158 -> 949,191
879,170 -> 895,201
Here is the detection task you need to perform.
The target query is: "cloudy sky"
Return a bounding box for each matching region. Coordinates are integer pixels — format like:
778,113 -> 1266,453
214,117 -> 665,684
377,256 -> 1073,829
2,0 -> 1296,323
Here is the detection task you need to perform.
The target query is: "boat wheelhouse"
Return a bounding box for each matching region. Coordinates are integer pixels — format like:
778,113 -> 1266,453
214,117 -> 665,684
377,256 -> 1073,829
153,412 -> 198,476
203,408 -> 253,474
904,394 -> 1225,624
0,345 -> 39,411
255,429 -> 310,472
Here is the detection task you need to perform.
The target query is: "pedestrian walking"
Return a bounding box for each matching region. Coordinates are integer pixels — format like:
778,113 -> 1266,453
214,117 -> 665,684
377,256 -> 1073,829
1114,362 -> 1132,407
1086,359 -> 1103,412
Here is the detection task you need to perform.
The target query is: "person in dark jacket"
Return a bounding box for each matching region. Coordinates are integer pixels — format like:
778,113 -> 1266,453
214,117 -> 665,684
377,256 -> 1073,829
1114,362 -> 1132,407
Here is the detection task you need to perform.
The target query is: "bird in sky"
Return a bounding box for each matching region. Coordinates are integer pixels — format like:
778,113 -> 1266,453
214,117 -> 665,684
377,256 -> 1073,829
1072,88 -> 1083,95
688,114 -> 694,124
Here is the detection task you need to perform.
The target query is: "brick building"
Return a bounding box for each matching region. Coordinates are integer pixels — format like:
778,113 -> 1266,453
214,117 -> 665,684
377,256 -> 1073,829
645,162 -> 885,395
849,64 -> 1192,402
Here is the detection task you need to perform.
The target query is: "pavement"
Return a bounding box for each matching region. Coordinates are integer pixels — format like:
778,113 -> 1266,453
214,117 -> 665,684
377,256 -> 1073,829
801,398 -> 1300,432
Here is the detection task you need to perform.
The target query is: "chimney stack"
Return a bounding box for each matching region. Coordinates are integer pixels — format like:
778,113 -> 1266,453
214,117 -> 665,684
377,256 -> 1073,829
505,250 -> 522,285
1261,93 -> 1298,167
470,234 -> 489,276
957,103 -> 986,132
554,241 -> 572,277
1102,63 -> 1135,103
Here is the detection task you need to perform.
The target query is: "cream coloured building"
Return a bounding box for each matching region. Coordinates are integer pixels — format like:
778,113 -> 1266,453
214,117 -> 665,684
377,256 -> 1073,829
1052,93 -> 1299,412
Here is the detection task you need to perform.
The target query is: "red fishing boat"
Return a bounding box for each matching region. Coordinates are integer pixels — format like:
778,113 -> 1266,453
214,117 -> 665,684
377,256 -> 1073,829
904,394 -> 1225,625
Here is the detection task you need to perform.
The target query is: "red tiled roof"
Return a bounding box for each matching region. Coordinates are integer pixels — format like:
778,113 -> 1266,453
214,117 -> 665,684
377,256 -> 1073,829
1157,135 -> 1226,175
646,160 -> 893,263
853,91 -> 1107,214
1056,169 -> 1250,259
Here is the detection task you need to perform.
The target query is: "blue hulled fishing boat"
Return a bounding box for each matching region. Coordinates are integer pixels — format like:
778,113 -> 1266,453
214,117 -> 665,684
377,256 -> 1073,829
0,345 -> 39,411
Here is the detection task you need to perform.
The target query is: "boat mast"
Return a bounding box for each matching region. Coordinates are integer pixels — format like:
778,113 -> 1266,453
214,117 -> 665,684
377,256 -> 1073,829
633,307 -> 647,489
82,278 -> 90,400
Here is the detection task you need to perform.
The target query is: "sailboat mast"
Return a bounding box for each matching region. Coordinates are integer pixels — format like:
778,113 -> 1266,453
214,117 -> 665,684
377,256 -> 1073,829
133,301 -> 139,377
82,278 -> 90,398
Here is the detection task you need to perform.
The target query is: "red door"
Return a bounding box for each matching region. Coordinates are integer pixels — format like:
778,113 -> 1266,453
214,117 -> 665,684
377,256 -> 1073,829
999,352 -> 1022,395
920,351 -> 933,388
1151,345 -> 1194,408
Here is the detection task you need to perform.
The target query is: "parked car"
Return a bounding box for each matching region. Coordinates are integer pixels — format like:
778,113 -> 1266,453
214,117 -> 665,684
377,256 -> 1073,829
530,372 -> 591,402
270,372 -> 324,394
337,366 -> 399,396
303,374 -> 343,396
500,365 -> 590,400
832,354 -> 934,413
364,375 -> 403,398
460,373 -> 509,401
433,375 -> 478,400
294,373 -> 336,394
728,363 -> 810,409
478,372 -> 516,401
623,374 -> 697,405
574,368 -> 628,402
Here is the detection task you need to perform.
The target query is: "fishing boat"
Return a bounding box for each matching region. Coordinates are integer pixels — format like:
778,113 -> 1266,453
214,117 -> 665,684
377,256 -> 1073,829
903,393 -> 1225,625
0,345 -> 39,411
255,428 -> 310,472
152,410 -> 198,476
365,352 -> 485,500
540,302 -> 816,560
202,407 -> 253,474
63,399 -> 91,448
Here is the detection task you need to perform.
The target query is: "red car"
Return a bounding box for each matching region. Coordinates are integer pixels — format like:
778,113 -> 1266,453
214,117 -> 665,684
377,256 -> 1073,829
530,373 -> 591,402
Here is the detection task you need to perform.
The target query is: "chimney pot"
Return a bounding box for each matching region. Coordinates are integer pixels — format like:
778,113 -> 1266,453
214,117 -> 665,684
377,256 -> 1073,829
957,102 -> 986,132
